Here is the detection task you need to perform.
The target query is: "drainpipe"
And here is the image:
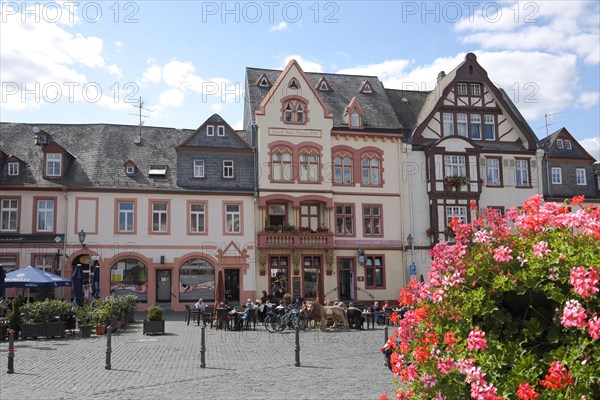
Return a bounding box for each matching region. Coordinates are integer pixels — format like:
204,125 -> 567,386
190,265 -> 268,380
61,187 -> 69,299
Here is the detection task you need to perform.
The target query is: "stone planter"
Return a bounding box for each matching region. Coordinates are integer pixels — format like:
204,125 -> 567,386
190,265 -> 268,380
21,322 -> 66,339
80,325 -> 93,338
143,319 -> 165,335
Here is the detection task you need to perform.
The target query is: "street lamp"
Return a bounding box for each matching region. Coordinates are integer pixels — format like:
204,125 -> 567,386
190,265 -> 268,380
78,229 -> 86,248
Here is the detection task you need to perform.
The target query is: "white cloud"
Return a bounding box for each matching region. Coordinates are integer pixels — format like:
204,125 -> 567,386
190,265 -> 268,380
280,55 -> 323,72
140,60 -> 162,85
579,137 -> 600,162
107,64 -> 123,79
576,92 -> 600,109
158,88 -> 185,108
269,22 -> 288,32
232,117 -> 244,130
211,103 -> 224,113
455,1 -> 599,64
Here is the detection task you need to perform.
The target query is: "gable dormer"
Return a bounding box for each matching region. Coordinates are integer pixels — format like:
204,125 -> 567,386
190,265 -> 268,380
256,73 -> 272,88
41,142 -> 75,180
5,155 -> 25,177
34,128 -> 50,146
360,80 -> 375,94
345,97 -> 364,129
123,160 -> 137,175
316,77 -> 331,92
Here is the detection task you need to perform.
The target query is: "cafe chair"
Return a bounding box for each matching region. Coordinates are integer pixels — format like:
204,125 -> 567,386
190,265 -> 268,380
244,308 -> 257,330
215,308 -> 231,330
185,305 -> 200,326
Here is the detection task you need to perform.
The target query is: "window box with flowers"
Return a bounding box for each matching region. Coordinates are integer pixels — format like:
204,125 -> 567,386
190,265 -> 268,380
443,175 -> 469,191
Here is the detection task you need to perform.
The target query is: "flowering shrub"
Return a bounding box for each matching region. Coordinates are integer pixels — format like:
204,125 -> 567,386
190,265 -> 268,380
443,175 -> 470,188
382,195 -> 599,399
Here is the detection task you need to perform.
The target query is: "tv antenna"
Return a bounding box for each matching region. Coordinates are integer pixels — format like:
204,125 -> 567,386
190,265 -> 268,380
128,97 -> 152,144
539,112 -> 561,137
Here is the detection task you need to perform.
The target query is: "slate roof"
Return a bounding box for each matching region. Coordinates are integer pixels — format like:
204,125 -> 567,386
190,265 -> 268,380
539,127 -> 597,162
245,67 -> 403,132
385,89 -> 430,139
0,116 -> 254,192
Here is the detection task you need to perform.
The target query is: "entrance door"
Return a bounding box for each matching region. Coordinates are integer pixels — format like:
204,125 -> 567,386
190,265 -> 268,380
338,258 -> 355,301
156,269 -> 171,303
224,269 -> 240,304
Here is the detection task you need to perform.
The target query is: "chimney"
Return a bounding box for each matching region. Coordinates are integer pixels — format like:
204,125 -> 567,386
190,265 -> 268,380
437,71 -> 446,83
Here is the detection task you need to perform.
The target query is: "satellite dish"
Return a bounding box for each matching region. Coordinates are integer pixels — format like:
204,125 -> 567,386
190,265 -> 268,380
32,126 -> 40,134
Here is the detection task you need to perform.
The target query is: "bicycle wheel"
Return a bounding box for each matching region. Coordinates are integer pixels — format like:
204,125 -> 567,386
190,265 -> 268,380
298,315 -> 310,331
264,313 -> 280,333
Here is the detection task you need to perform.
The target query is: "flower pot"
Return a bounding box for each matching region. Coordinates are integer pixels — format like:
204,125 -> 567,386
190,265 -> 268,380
95,325 -> 107,335
143,319 -> 165,335
80,325 -> 93,338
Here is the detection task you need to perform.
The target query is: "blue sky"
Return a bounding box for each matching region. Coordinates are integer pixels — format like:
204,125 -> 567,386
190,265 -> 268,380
1,0 -> 599,160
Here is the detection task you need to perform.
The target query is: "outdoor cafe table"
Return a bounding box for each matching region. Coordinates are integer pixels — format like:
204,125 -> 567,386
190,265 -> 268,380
362,311 -> 376,330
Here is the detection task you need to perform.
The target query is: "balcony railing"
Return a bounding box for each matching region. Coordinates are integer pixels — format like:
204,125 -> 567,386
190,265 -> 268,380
257,231 -> 334,248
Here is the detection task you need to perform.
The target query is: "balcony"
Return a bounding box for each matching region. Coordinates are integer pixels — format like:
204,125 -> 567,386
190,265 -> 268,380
257,231 -> 334,249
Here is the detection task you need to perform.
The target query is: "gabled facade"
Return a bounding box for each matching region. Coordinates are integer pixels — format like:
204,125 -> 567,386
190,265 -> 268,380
245,60 -> 407,304
539,127 -> 599,202
388,54 -> 544,261
0,117 -> 256,310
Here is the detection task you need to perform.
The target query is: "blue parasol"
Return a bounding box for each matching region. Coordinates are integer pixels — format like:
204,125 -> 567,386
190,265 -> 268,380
92,266 -> 100,298
4,266 -> 72,288
72,264 -> 84,306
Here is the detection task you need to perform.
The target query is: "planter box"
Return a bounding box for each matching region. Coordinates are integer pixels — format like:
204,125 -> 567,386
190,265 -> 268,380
80,325 -> 93,338
143,319 -> 165,335
21,322 -> 66,339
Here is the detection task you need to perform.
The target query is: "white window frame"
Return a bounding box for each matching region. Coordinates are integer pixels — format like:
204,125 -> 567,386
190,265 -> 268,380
457,83 -> 468,96
217,125 -> 225,137
46,153 -> 62,177
151,202 -> 168,233
486,158 -> 501,186
471,114 -> 482,140
271,151 -> 292,181
576,168 -> 587,185
456,113 -> 467,137
551,167 -> 562,184
446,205 -> 467,225
470,83 -> 481,96
190,202 -> 206,233
565,140 -> 572,150
223,160 -> 234,178
33,254 -> 54,272
0,199 -> 18,232
126,165 -> 135,175
193,160 -> 205,178
443,113 -> 454,136
515,159 -> 530,187
350,109 -> 361,127
484,115 -> 495,140
299,153 -> 319,182
36,199 -> 54,232
444,155 -> 466,177
118,201 -> 135,232
225,204 -> 241,233
556,139 -> 564,149
206,125 -> 214,136
8,162 -> 19,176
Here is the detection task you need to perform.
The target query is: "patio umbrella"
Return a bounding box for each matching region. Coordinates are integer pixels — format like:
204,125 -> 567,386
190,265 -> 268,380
4,266 -> 71,302
72,264 -> 84,306
0,264 -> 6,299
92,266 -> 100,298
213,269 -> 224,315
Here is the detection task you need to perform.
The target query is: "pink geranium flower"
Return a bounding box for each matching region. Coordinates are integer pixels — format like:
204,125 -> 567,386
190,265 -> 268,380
493,246 -> 512,263
561,299 -> 587,328
467,327 -> 487,351
569,266 -> 600,298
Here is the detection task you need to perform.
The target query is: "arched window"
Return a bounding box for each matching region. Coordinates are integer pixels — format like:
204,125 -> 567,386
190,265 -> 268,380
361,155 -> 381,185
299,150 -> 319,182
179,258 -> 215,302
282,100 -> 307,124
333,153 -> 353,184
271,149 -> 293,181
110,258 -> 148,302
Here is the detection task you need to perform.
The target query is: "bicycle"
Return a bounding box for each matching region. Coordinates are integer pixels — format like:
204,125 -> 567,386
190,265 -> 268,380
264,303 -> 310,332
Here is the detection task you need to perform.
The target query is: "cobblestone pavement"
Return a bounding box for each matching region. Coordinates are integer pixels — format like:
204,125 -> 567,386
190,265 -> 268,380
1,313 -> 396,399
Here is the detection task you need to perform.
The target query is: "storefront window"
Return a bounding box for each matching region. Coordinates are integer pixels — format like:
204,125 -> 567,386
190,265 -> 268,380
110,258 -> 148,302
303,256 -> 321,299
179,258 -> 215,302
270,256 -> 289,298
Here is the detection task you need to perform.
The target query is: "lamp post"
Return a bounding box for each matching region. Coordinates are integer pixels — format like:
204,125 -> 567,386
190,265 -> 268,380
78,229 -> 86,248
54,249 -> 62,275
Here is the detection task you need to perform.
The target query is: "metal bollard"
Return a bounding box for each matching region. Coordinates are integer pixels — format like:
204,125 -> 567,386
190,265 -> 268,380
294,323 -> 300,367
105,326 -> 112,370
200,324 -> 206,369
384,325 -> 388,344
7,329 -> 14,374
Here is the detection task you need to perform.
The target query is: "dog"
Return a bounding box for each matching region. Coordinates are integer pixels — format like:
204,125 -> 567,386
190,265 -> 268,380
306,302 -> 349,329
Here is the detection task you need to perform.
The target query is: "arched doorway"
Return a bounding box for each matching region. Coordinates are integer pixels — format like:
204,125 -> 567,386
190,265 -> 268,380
110,258 -> 148,302
179,258 -> 215,302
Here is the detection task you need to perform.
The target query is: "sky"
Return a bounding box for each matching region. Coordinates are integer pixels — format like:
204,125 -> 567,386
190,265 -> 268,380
1,0 -> 599,161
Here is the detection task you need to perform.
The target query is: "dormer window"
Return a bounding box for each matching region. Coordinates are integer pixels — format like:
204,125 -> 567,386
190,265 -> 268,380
256,73 -> 272,88
346,97 -> 363,129
288,78 -> 300,89
126,165 -> 135,175
217,125 -> 225,137
557,139 -> 564,149
351,109 -> 361,127
46,153 -> 62,177
282,100 -> 307,124
38,135 -> 47,145
360,80 -> 374,94
317,77 -> 331,91
565,140 -> 572,150
8,162 -> 19,176
207,125 -> 214,136
149,165 -> 167,177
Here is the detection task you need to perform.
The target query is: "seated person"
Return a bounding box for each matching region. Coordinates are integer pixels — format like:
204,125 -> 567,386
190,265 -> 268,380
236,302 -> 252,329
194,298 -> 206,311
275,300 -> 286,315
372,301 -> 385,325
346,302 -> 365,329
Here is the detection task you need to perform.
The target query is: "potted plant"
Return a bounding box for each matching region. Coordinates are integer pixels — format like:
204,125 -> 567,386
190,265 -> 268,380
443,175 -> 469,191
264,224 -> 278,232
8,301 -> 22,340
120,294 -> 137,323
75,304 -> 94,338
20,299 -> 70,339
299,226 -> 312,233
92,306 -> 110,335
143,305 -> 165,335
282,225 -> 297,233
